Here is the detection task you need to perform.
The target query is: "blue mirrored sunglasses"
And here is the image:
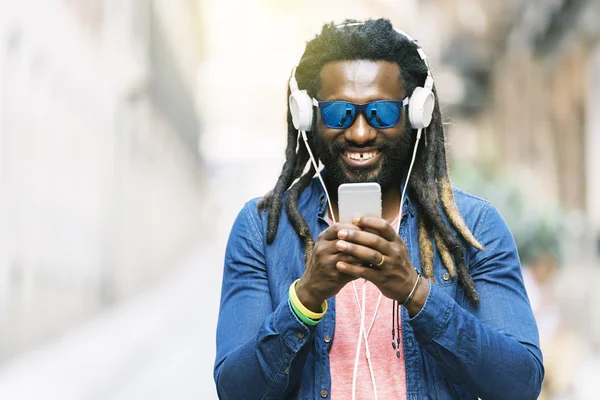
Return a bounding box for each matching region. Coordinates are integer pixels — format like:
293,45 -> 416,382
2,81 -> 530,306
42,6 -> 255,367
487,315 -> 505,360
316,98 -> 408,129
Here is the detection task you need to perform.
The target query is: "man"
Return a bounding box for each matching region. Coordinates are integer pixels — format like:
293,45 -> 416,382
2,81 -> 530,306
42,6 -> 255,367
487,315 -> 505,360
214,19 -> 543,399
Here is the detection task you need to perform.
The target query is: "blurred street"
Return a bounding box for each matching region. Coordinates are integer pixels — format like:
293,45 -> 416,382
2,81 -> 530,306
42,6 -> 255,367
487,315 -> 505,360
0,225 -> 216,400
1,0 -> 599,399
0,240 -> 222,400
0,159 -> 285,400
0,168 -> 233,400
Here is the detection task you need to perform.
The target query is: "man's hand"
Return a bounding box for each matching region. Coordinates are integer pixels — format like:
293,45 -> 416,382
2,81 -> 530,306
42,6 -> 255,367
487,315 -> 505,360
295,223 -> 362,312
333,216 -> 430,316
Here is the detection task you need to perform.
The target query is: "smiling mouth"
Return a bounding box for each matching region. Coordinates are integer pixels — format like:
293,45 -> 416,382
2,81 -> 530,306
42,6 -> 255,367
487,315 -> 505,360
341,149 -> 381,167
344,150 -> 379,160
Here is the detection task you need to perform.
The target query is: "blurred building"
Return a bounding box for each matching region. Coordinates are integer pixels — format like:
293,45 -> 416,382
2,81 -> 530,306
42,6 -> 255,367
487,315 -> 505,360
0,0 -> 205,363
435,0 -> 600,259
429,2 -> 600,385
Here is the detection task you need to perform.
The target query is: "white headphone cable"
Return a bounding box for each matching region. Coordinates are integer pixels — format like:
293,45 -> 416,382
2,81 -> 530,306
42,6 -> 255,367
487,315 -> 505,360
353,127 -> 422,400
299,130 -> 336,222
398,128 -> 422,220
298,129 -> 379,399
352,283 -> 382,400
352,283 -> 368,400
299,126 -> 422,400
353,287 -> 383,341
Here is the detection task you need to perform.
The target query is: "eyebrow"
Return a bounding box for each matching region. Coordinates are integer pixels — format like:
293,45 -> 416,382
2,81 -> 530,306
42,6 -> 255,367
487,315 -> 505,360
317,96 -> 403,103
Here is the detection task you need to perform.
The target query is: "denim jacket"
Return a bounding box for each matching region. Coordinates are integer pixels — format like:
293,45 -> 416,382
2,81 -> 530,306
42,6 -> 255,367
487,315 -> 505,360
214,178 -> 544,399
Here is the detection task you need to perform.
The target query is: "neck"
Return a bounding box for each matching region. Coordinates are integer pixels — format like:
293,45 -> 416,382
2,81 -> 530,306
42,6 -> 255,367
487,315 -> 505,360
382,182 -> 402,222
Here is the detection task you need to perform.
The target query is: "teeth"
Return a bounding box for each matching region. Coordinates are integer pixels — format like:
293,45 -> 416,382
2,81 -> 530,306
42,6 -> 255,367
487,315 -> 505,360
345,151 -> 378,160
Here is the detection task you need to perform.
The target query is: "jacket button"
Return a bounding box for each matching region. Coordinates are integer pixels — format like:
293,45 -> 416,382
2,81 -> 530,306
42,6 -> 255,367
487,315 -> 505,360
442,273 -> 450,281
324,335 -> 332,343
320,389 -> 329,397
296,332 -> 305,339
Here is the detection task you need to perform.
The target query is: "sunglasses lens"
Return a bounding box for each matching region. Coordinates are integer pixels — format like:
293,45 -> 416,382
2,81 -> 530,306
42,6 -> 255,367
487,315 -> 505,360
318,101 -> 403,129
320,102 -> 356,129
365,101 -> 402,128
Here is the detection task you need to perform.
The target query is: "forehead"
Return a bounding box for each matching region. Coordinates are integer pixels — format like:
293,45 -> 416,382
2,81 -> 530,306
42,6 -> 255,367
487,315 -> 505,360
318,60 -> 404,102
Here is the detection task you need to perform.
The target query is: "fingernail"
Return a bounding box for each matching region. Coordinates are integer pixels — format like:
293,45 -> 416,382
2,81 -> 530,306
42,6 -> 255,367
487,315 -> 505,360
352,217 -> 360,225
336,240 -> 347,250
338,230 -> 348,239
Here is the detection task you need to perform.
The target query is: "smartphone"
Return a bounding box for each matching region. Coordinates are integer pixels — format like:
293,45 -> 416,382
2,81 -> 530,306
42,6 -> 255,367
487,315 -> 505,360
338,182 -> 382,223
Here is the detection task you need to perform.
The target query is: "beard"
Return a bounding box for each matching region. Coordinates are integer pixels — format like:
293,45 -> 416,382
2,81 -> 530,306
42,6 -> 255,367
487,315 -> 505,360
312,127 -> 413,191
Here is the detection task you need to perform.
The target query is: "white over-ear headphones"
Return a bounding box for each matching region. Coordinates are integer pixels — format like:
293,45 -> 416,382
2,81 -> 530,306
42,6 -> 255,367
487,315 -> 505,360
288,22 -> 435,132
288,65 -> 316,132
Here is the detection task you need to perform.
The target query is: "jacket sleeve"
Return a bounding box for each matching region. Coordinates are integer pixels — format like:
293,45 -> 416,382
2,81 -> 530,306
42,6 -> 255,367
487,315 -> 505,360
409,202 -> 544,400
214,202 -> 314,400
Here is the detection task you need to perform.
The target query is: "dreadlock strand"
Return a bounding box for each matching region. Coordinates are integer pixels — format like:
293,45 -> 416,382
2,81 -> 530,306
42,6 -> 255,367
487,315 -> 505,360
258,145 -> 308,225
417,215 -> 435,281
259,121 -> 302,243
290,143 -> 310,183
409,131 -> 480,304
258,125 -> 298,211
431,124 -> 483,251
452,243 -> 480,303
286,165 -> 317,264
439,178 -> 484,251
414,176 -> 459,284
257,189 -> 274,213
425,99 -> 480,303
434,194 -> 480,303
422,188 -> 479,303
430,146 -> 479,302
412,124 -> 438,282
433,230 -> 456,278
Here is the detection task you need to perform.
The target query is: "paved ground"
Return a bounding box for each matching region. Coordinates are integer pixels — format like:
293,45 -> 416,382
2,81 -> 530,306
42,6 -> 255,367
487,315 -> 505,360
0,163 -> 252,400
0,161 -> 281,400
0,240 -> 224,400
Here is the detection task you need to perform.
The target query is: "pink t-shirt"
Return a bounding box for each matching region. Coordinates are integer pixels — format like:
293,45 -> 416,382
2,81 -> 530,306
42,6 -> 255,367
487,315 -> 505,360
329,218 -> 407,400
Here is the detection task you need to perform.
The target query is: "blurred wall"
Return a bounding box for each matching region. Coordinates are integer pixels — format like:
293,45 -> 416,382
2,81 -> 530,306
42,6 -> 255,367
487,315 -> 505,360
429,0 -> 600,351
0,0 -> 205,363
587,43 -> 600,253
586,41 -> 600,347
434,0 -> 600,258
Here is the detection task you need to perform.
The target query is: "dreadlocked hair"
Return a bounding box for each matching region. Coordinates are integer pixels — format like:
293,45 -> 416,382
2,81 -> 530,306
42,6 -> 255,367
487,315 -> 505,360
259,18 -> 484,305
257,115 -> 309,243
408,97 -> 483,304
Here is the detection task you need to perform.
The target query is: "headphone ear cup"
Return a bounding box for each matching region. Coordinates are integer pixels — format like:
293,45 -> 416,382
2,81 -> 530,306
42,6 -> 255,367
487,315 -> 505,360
289,89 -> 314,131
408,87 -> 435,129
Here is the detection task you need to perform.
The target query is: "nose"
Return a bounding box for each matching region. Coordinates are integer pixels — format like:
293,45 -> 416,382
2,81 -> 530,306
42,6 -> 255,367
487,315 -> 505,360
345,112 -> 376,145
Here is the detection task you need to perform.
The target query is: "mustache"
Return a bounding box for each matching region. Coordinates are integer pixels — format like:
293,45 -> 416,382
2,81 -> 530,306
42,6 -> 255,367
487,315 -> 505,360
331,140 -> 389,154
